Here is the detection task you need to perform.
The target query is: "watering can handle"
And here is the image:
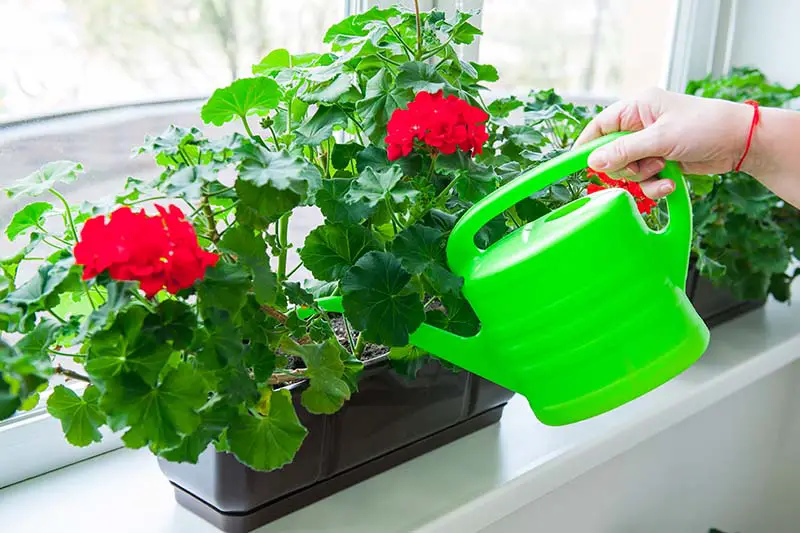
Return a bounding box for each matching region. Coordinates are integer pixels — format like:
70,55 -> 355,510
446,132 -> 693,290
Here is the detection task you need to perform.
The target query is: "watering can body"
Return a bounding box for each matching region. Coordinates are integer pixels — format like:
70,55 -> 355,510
321,132 -> 709,426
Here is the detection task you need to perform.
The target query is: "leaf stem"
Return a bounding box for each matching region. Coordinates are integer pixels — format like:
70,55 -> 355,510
201,195 -> 220,244
386,197 -> 400,234
131,290 -> 156,311
286,262 -> 303,279
124,195 -> 168,206
376,53 -> 402,67
268,125 -> 281,148
205,186 -> 235,198
49,349 -> 84,358
413,0 -> 423,59
54,364 -> 91,383
386,21 -> 416,59
240,115 -> 268,148
48,188 -> 77,242
421,35 -> 456,61
48,309 -> 67,324
261,305 -> 289,324
35,223 -> 72,247
268,369 -> 307,385
407,174 -> 458,228
354,332 -> 366,357
277,213 -> 290,282
342,317 -> 356,354
84,286 -> 97,310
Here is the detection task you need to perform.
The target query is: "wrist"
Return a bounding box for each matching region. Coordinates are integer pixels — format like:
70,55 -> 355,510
734,100 -> 761,175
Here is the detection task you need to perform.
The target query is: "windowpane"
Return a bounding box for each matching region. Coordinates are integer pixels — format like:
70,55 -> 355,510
478,0 -> 676,97
0,0 -> 345,121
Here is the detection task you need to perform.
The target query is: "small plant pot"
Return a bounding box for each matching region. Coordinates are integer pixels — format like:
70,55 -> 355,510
687,262 -> 766,328
158,355 -> 514,533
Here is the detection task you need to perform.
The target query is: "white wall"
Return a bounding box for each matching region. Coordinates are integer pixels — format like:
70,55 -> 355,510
728,0 -> 800,86
480,362 -> 800,533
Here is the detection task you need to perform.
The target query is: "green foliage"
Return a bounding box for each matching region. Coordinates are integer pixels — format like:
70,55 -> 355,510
5,161 -> 84,199
47,385 -> 105,447
685,67 -> 800,301
201,77 -> 282,126
0,3 -> 604,473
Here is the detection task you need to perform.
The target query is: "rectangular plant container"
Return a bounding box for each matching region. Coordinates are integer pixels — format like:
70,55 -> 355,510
158,355 -> 514,533
686,262 -> 766,328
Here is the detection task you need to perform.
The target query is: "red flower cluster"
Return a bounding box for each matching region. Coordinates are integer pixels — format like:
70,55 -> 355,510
385,91 -> 489,161
74,205 -> 219,297
586,169 -> 657,214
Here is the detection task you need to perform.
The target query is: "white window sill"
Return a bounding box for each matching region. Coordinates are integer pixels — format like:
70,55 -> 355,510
2,293 -> 800,533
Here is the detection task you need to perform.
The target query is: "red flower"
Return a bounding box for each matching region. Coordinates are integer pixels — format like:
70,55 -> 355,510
585,169 -> 657,214
386,91 -> 489,161
74,205 -> 219,297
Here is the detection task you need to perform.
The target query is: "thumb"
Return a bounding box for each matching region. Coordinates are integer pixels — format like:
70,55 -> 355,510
587,127 -> 671,173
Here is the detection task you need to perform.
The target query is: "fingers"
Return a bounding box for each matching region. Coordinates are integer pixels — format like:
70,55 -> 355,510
575,100 -> 631,146
587,127 -> 671,174
640,177 -> 675,200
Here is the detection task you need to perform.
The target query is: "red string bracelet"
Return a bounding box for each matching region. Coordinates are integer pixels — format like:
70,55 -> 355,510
734,99 -> 760,172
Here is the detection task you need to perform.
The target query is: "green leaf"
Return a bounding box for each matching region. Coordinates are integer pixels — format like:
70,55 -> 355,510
252,48 -> 291,75
196,319 -> 244,371
5,258 -> 76,308
159,398 -> 235,464
1,233 -> 43,291
79,281 -> 135,339
331,142 -> 363,170
236,145 -> 321,200
6,161 -> 84,199
15,318 -> 59,356
356,68 -> 411,144
201,77 -> 282,126
86,306 -> 173,386
301,73 -> 360,105
323,6 -> 399,48
0,372 -> 21,421
396,62 -> 447,93
47,385 -> 105,447
282,339 -> 351,414
488,96 -> 523,118
300,223 -> 381,282
197,261 -> 251,317
347,166 -> 418,208
316,178 -> 376,224
6,202 -> 53,241
294,106 -> 348,146
227,389 -> 307,471
388,345 -> 429,379
159,164 -> 218,201
341,251 -> 425,346
219,227 -> 277,306
468,62 -> 498,83
135,125 -> 204,159
102,363 -> 208,453
392,225 -> 463,295
235,180 -> 302,229
283,281 -> 315,308
147,300 -> 196,350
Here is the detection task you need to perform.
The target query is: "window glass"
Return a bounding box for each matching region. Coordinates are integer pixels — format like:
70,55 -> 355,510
0,0 -> 344,121
478,0 -> 677,98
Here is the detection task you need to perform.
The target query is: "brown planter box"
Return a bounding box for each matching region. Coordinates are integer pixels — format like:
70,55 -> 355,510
158,355 -> 514,533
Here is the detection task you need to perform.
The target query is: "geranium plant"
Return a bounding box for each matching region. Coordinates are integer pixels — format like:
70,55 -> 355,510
0,4 -> 600,471
685,67 -> 800,301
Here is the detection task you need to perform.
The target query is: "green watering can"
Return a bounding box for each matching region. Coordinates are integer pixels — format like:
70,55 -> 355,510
316,132 -> 710,426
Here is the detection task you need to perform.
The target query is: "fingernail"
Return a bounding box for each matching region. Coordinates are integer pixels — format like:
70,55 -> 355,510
590,151 -> 609,169
658,181 -> 675,195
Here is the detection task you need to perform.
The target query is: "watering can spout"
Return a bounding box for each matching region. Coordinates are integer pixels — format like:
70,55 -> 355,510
311,296 -> 482,373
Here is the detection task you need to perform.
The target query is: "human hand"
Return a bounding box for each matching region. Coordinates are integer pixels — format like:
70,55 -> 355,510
575,88 -> 753,199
